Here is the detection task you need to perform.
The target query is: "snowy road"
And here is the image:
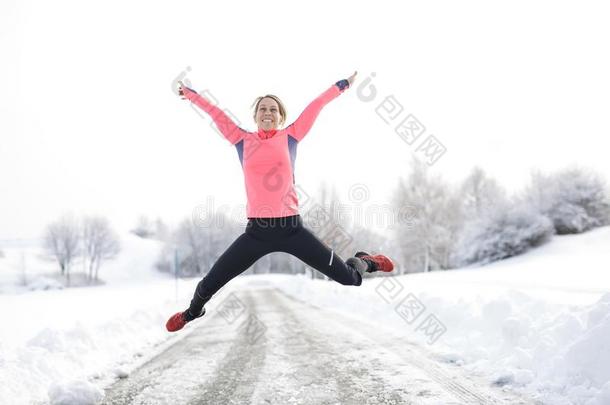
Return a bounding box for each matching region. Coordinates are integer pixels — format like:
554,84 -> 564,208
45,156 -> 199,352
100,284 -> 539,405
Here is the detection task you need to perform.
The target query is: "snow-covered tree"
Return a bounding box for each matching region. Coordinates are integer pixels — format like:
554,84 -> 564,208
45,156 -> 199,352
300,181 -> 353,279
82,216 -> 121,282
459,166 -> 507,220
392,156 -> 464,273
44,214 -> 81,285
452,200 -> 554,267
252,251 -> 302,275
161,212 -> 240,277
154,217 -> 170,241
525,167 -> 610,234
315,181 -> 352,258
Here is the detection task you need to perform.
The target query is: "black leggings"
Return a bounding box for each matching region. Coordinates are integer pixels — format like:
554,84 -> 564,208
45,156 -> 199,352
185,214 -> 362,319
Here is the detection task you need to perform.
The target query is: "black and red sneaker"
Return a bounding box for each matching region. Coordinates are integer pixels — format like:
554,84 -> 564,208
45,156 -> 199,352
355,251 -> 395,273
166,308 -> 206,332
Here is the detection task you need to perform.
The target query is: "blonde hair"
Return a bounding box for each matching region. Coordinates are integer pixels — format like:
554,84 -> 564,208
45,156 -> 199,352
251,94 -> 287,127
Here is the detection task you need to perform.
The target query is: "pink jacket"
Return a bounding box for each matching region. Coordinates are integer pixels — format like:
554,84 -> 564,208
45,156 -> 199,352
182,80 -> 350,218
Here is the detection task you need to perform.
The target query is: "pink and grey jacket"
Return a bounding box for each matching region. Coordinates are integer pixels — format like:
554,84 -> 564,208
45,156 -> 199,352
182,79 -> 350,218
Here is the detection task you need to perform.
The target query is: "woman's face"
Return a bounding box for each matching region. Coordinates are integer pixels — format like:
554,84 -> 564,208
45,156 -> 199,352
256,97 -> 282,131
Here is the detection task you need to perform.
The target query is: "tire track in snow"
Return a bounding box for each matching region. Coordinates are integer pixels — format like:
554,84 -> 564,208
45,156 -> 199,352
261,288 -> 411,404
100,289 -> 265,405
187,289 -> 267,405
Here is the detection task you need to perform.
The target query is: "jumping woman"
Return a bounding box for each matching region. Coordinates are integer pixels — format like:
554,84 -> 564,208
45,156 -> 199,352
166,72 -> 395,332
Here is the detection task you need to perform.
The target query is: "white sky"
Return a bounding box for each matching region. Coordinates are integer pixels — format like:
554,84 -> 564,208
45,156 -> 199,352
1,0 -> 610,240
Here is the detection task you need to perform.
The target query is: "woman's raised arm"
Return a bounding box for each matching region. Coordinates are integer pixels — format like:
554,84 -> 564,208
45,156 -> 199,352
287,71 -> 357,142
178,81 -> 247,145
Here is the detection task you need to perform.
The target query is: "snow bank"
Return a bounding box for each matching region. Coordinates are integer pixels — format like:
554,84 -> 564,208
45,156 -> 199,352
1,226 -> 609,404
268,226 -> 610,405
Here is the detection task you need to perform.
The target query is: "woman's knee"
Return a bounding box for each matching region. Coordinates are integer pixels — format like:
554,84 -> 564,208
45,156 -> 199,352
330,265 -> 362,287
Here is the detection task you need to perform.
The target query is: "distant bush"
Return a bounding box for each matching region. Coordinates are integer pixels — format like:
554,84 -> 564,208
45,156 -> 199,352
131,216 -> 155,239
526,167 -> 610,234
27,276 -> 64,291
453,201 -> 555,267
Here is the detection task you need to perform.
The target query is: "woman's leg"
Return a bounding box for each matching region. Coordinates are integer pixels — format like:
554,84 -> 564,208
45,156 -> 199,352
184,231 -> 272,321
279,224 -> 366,286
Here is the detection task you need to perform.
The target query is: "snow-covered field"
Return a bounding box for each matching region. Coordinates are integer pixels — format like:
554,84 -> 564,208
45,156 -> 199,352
1,228 -> 610,404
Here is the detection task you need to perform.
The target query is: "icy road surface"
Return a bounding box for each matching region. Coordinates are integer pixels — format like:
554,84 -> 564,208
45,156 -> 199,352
100,285 -> 538,405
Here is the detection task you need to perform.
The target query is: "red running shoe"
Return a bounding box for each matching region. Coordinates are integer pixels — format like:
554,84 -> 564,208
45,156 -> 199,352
166,312 -> 187,332
166,307 -> 206,332
355,251 -> 395,273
